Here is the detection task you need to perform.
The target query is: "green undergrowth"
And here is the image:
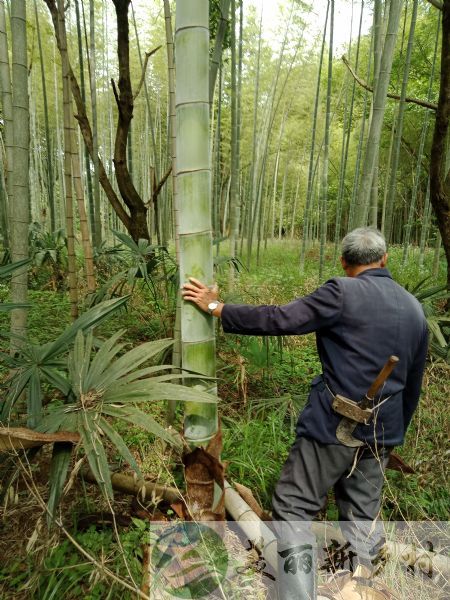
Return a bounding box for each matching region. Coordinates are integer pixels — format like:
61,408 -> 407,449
0,521 -> 148,600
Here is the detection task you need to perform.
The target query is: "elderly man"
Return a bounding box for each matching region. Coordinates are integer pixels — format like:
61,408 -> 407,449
182,228 -> 428,598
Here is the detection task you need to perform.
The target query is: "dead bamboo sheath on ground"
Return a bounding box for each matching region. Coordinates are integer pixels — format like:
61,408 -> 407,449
224,480 -> 279,570
80,469 -> 181,505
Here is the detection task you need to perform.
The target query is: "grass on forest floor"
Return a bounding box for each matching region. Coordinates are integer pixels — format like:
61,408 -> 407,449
0,240 -> 448,599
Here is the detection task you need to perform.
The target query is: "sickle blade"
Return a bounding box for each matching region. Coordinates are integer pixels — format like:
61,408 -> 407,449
335,419 -> 363,448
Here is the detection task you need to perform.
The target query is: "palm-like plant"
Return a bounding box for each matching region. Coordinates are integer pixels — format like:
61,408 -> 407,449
36,331 -> 216,515
1,297 -> 217,520
407,278 -> 450,362
89,231 -> 177,317
29,224 -> 67,290
1,297 -> 130,426
0,258 -> 31,312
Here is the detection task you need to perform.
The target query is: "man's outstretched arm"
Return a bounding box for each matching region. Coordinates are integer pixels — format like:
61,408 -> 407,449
182,277 -> 343,336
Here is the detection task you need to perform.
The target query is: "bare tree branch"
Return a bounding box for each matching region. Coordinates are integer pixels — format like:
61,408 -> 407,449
342,55 -> 438,111
146,166 -> 172,207
111,0 -> 150,241
110,78 -> 122,115
43,0 -> 131,231
133,45 -> 162,101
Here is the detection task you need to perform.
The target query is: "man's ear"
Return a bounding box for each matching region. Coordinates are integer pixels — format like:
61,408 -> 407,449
340,256 -> 347,270
380,253 -> 388,267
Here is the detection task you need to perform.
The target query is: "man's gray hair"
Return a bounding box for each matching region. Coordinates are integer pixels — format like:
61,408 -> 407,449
341,228 -> 387,266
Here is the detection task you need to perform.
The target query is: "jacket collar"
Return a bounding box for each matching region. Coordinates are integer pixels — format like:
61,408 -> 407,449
356,267 -> 393,279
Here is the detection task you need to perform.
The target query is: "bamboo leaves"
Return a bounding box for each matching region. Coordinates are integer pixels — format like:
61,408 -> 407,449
47,442 -> 73,525
80,413 -> 114,499
41,297 -> 129,363
88,338 -> 173,390
33,326 -> 217,518
1,297 -> 129,421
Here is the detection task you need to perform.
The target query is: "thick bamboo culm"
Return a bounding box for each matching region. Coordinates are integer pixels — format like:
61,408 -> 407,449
10,0 -> 30,351
175,0 -> 217,444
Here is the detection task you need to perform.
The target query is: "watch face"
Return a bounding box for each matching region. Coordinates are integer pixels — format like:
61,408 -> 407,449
208,302 -> 219,314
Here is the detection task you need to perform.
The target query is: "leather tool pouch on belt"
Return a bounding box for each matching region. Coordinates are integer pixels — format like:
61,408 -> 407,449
332,395 -> 373,425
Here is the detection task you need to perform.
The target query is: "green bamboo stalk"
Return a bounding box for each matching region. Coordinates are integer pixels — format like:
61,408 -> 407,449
58,0 -> 96,293
257,171 -> 270,262
0,140 -> 8,245
131,2 -> 159,184
176,0 -> 217,444
348,30 -> 374,231
57,0 -> 79,320
248,1 -> 298,263
299,4 -> 329,273
0,0 -> 12,248
403,13 -> 439,266
433,232 -> 442,278
213,61 -> 223,241
319,0 -> 334,282
74,0 -> 95,245
229,0 -> 239,285
209,0 -> 231,104
53,40 -> 65,229
419,178 -> 431,270
278,160 -> 290,239
29,90 -> 40,225
384,0 -> 419,244
34,0 -> 55,234
89,0 -> 102,248
245,6 -> 263,258
270,103 -> 290,241
237,0 -> 243,202
353,0 -> 402,227
10,0 -> 29,354
164,0 -> 177,251
164,0 -> 179,426
290,163 -> 302,239
368,0 -> 383,227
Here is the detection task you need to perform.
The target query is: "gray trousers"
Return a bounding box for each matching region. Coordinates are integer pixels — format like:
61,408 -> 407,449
272,436 -> 391,599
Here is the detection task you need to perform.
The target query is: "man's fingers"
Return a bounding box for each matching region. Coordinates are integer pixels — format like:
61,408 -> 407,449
188,277 -> 206,289
182,283 -> 199,292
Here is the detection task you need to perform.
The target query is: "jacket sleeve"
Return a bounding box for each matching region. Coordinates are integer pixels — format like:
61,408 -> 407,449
221,278 -> 343,336
402,323 -> 428,433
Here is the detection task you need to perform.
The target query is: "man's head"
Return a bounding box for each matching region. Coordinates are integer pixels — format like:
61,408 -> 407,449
340,228 -> 388,277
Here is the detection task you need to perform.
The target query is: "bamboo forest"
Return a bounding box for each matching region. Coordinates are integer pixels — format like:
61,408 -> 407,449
0,0 -> 449,598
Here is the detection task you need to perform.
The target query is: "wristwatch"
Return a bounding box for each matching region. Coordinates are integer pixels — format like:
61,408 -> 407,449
207,301 -> 220,315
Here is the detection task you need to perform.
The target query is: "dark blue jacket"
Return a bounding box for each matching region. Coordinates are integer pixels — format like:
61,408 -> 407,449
221,268 -> 428,446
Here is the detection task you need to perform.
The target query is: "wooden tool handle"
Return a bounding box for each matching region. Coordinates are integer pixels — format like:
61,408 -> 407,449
366,355 -> 399,400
